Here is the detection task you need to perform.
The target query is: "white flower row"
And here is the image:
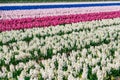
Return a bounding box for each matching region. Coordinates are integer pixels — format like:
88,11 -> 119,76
0,24 -> 119,65
0,18 -> 120,45
0,38 -> 120,80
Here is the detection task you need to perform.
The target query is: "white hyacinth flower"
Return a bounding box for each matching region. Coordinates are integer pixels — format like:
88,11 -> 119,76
7,72 -> 13,78
10,64 -> 15,72
81,48 -> 87,57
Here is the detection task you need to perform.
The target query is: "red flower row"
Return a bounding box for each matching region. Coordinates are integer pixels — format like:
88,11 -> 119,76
0,11 -> 120,31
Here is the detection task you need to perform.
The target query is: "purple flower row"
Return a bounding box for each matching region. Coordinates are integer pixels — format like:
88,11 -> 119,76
1,6 -> 120,20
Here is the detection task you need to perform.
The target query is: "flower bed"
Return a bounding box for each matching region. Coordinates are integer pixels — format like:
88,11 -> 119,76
0,2 -> 120,80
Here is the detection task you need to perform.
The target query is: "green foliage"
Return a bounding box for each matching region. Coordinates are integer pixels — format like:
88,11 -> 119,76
75,69 -> 83,78
103,38 -> 110,44
0,60 -> 5,66
44,48 -> 53,59
109,48 -> 116,57
110,68 -> 120,77
39,62 -> 45,69
87,66 -> 98,80
105,68 -> 120,80
38,73 -> 44,80
62,63 -> 68,71
23,35 -> 33,43
24,76 -> 30,80
63,76 -> 67,80
13,69 -> 22,79
54,60 -> 59,70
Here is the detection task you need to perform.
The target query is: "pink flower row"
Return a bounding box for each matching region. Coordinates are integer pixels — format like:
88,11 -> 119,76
1,6 -> 120,20
0,11 -> 120,31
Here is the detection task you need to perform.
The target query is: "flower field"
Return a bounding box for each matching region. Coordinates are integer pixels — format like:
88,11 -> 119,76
0,2 -> 120,80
